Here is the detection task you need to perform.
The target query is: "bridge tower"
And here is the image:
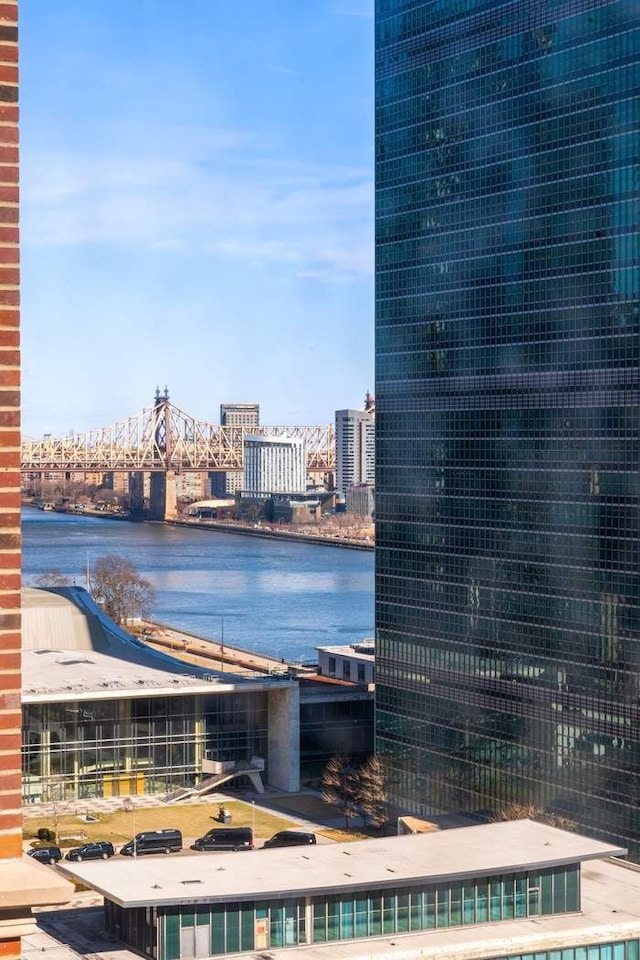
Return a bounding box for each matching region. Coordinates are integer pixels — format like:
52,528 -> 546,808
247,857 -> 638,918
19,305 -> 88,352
148,387 -> 178,521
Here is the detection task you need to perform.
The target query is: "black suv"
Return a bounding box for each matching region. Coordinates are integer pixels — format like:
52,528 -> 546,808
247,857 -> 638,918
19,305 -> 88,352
262,831 -> 316,849
28,845 -> 62,864
65,841 -> 115,862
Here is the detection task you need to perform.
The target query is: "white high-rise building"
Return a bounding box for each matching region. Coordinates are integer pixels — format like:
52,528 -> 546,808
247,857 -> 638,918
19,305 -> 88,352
242,436 -> 306,497
335,408 -> 375,495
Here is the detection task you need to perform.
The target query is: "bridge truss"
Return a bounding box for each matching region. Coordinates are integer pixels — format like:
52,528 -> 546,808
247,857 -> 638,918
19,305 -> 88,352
22,397 -> 335,475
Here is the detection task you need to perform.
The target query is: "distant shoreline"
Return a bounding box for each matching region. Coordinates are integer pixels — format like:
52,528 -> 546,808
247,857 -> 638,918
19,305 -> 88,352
22,501 -> 375,551
167,518 -> 375,551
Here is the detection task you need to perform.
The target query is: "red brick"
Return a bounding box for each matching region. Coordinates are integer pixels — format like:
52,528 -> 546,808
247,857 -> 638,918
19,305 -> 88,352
0,520 -> 20,544
0,310 -> 17,327
0,430 -> 19,446
0,67 -> 15,86
0,370 -> 20,386
0,130 -> 17,150
0,4 -> 17,20
0,731 -> 20,752
0,473 -> 20,490
0,229 -> 17,244
0,571 -> 19,589
0,147 -> 16,164
0,207 -> 17,224
0,715 -> 19,734
0,827 -> 22,847
0,637 -> 21,656
0,45 -> 17,64
0,330 -> 17,346
0,121 -> 17,139
0,163 -> 17,183
0,187 -> 17,205
0,632 -> 20,659
0,695 -> 20,717
0,650 -> 20,680
0,769 -> 22,792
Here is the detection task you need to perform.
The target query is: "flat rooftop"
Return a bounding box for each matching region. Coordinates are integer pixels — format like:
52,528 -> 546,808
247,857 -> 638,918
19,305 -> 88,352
21,586 -> 288,701
57,819 -> 624,909
316,644 -> 374,661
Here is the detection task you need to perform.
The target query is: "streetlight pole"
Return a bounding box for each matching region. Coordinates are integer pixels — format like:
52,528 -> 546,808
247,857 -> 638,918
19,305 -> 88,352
221,616 -> 225,672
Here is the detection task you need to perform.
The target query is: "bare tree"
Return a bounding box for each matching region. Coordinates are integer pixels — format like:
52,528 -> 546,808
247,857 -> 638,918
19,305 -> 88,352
90,554 -> 155,626
490,802 -> 578,833
33,568 -> 72,587
322,754 -> 389,832
355,755 -> 387,831
321,755 -> 360,830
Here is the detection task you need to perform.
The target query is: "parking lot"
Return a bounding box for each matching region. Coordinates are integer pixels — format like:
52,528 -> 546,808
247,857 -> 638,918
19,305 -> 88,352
22,789 -> 351,959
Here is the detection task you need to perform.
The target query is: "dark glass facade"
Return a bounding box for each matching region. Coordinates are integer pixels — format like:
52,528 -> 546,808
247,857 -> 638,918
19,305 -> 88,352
375,0 -> 640,855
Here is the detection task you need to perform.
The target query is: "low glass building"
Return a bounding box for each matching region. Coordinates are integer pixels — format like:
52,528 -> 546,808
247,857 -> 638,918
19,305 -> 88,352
21,586 -> 373,803
59,820 -> 640,960
21,587 -> 299,800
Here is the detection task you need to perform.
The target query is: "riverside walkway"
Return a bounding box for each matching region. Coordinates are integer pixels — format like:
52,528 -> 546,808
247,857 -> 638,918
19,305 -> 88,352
139,619 -> 314,676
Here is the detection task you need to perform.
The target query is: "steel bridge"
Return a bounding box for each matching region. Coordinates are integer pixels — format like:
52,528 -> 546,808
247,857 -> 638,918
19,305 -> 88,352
22,391 -> 335,519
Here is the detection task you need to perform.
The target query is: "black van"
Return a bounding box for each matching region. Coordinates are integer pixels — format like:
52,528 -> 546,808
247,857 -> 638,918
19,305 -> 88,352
191,827 -> 253,852
262,831 -> 316,849
120,829 -> 183,856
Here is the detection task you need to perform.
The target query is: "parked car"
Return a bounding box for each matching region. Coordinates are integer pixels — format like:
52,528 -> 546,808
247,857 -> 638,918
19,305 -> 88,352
120,829 -> 183,857
65,841 -> 115,862
191,827 -> 254,852
262,831 -> 316,849
27,845 -> 62,864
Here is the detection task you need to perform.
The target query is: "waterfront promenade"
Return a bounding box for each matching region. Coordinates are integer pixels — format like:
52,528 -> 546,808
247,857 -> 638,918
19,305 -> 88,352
139,618 -> 308,673
169,515 -> 374,550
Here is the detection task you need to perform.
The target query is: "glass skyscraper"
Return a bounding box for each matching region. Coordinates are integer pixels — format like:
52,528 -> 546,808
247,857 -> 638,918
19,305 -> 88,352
375,0 -> 640,855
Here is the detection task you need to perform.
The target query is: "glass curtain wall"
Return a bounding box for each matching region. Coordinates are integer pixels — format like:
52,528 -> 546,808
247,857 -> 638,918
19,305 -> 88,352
22,690 -> 269,801
375,0 -> 640,856
105,864 -> 579,957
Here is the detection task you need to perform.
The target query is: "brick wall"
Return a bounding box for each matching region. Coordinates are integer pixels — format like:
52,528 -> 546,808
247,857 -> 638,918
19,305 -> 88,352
0,0 -> 20,955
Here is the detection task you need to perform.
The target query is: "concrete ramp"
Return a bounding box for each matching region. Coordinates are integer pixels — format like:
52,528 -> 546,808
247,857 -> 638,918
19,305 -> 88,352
162,764 -> 265,803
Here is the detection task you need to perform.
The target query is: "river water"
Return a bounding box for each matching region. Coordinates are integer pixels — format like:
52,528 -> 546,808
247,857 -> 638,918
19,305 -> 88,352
21,508 -> 374,663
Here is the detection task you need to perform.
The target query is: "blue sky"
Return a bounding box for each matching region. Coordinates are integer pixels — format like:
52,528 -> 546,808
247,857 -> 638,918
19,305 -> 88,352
20,0 -> 374,437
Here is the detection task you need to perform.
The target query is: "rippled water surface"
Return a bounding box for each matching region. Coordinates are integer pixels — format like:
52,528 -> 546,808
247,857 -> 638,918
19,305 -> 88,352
22,509 -> 374,662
